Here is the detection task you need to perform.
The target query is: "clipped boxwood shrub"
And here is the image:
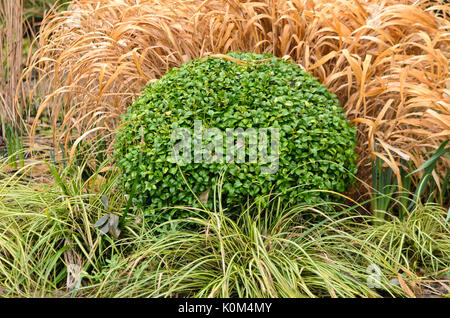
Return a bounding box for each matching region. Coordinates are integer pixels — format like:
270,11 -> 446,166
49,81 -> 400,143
115,52 -> 357,217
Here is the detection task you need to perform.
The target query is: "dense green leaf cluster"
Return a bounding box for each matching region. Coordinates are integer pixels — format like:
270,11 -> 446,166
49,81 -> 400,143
114,52 -> 357,217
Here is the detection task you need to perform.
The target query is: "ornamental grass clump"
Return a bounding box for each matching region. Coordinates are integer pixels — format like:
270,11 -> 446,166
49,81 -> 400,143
28,0 -> 450,190
115,52 -> 357,214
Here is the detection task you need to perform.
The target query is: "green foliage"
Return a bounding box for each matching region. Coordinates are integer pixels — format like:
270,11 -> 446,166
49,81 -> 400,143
115,52 -> 357,217
407,138 -> 450,209
371,139 -> 450,222
84,200 -> 400,298
357,203 -> 450,274
2,121 -> 24,169
24,0 -> 66,20
0,139 -> 131,297
0,149 -> 448,298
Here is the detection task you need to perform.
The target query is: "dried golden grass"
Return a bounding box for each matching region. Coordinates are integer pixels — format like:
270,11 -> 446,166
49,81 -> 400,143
24,0 -> 449,185
0,0 -> 24,134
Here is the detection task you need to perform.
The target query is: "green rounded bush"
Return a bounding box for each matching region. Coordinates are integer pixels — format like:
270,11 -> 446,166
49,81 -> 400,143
115,52 -> 357,216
